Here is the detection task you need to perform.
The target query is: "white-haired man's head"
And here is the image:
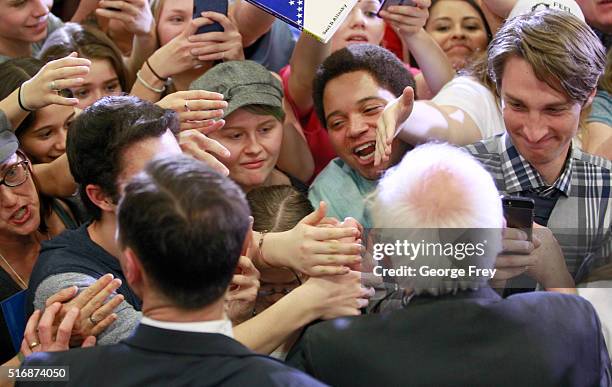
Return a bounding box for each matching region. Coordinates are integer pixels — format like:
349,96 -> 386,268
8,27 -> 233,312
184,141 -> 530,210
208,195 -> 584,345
368,143 -> 503,295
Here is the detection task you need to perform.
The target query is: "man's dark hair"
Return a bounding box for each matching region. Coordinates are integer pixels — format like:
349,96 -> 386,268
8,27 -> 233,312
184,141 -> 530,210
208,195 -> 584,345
67,95 -> 179,220
118,155 -> 251,310
312,44 -> 415,128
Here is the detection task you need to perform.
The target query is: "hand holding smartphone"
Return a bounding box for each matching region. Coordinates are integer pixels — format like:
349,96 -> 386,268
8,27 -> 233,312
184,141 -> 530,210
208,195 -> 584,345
378,0 -> 416,15
502,196 -> 535,241
193,0 -> 229,34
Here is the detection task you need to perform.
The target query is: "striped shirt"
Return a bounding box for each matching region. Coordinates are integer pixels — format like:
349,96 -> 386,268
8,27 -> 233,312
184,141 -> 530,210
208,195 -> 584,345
464,133 -> 612,275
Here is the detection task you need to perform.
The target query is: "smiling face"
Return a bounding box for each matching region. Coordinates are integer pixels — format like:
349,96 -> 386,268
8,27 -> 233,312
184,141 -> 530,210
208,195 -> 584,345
208,108 -> 283,192
0,0 -> 52,46
19,105 -> 75,164
500,56 -> 583,178
425,0 -> 489,69
323,70 -> 404,180
72,59 -> 122,109
0,152 -> 40,238
157,0 -> 192,46
330,0 -> 385,52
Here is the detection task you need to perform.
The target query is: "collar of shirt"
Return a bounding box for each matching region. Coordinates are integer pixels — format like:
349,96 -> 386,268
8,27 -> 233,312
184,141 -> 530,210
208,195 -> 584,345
140,316 -> 234,338
499,133 -> 573,197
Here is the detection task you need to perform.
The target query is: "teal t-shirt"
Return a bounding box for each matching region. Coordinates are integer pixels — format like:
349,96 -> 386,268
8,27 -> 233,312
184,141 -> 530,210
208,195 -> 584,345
308,158 -> 378,228
587,89 -> 611,127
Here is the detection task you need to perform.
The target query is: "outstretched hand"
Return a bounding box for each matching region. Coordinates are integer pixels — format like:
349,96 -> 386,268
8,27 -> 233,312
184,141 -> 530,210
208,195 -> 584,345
374,86 -> 415,166
21,52 -> 91,110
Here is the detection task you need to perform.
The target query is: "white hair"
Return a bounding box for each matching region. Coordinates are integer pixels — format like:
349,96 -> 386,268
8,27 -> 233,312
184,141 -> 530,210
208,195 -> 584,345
368,143 -> 503,295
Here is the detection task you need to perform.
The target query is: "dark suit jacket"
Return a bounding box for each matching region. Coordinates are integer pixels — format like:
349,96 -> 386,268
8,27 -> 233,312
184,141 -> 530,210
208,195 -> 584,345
287,287 -> 612,387
19,324 -> 326,387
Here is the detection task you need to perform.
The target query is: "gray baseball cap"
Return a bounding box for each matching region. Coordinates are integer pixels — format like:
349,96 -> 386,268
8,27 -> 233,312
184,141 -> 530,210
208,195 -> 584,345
189,60 -> 283,118
0,111 -> 18,164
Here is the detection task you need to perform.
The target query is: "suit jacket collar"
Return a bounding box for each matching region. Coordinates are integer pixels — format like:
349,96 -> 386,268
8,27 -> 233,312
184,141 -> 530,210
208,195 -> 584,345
123,323 -> 254,357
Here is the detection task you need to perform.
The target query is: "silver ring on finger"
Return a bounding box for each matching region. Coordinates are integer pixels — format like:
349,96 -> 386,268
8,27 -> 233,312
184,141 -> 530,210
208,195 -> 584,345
48,80 -> 60,92
185,101 -> 190,112
89,315 -> 99,325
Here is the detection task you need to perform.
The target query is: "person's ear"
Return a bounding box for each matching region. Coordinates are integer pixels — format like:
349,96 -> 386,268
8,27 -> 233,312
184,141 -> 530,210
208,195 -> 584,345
122,247 -> 144,294
85,184 -> 115,212
583,88 -> 597,108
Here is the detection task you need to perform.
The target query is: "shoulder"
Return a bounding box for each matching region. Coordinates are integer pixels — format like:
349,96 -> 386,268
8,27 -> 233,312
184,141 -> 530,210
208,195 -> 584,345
237,356 -> 326,386
462,135 -> 504,167
572,147 -> 612,173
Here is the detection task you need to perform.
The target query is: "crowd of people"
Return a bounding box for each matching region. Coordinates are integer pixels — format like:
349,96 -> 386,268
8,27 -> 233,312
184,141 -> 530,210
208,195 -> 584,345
0,0 -> 610,386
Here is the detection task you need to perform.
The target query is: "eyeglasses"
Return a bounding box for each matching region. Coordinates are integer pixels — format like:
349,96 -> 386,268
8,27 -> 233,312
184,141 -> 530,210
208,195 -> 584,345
0,158 -> 30,188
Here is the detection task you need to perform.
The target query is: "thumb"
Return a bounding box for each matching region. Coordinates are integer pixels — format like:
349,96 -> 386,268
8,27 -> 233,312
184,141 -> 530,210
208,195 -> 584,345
302,201 -> 327,226
401,86 -> 414,109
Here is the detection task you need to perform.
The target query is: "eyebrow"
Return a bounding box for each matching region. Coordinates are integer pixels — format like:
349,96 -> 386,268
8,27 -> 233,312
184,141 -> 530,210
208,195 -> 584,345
325,96 -> 386,121
79,77 -> 120,87
504,93 -> 569,108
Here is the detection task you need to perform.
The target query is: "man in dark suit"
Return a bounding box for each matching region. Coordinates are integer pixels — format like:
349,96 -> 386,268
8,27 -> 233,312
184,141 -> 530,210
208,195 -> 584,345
287,143 -> 611,387
20,155 -> 324,387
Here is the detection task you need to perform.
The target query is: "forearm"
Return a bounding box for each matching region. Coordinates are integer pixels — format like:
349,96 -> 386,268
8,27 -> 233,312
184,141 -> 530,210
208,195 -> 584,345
0,89 -> 29,130
288,34 -> 330,110
32,154 -> 77,198
232,0 -> 276,48
481,0 -> 517,18
70,0 -> 99,22
276,122 -> 314,183
396,101 -> 482,145
124,28 -> 158,85
129,59 -> 166,103
402,29 -> 454,95
234,289 -> 316,354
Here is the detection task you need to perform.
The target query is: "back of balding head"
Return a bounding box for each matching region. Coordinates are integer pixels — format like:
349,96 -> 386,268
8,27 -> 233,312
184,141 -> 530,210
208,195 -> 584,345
370,143 -> 503,230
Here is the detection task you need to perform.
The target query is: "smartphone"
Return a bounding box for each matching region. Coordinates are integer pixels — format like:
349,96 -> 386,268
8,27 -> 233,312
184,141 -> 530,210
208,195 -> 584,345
193,0 -> 228,35
502,196 -> 535,241
378,0 -> 416,14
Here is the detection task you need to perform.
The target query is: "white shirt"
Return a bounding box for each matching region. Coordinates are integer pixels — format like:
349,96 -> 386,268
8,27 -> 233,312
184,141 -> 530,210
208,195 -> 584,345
140,316 -> 234,338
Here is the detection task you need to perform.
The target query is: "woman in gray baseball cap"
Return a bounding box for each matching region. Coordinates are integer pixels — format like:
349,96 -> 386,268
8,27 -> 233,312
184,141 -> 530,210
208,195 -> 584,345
190,60 -> 307,194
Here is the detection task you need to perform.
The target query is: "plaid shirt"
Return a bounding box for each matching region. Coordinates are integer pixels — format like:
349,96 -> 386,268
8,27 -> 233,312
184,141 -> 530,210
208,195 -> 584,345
464,133 -> 612,275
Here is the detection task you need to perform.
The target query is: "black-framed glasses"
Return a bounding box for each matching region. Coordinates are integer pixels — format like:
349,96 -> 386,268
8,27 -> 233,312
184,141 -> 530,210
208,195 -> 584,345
0,157 -> 30,188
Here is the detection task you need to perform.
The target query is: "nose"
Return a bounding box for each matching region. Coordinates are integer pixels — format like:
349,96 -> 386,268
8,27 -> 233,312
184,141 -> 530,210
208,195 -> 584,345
55,129 -> 67,153
244,134 -> 263,155
31,0 -> 50,19
346,7 -> 366,29
450,25 -> 466,39
0,185 -> 19,209
347,115 -> 369,139
94,88 -> 106,101
522,111 -> 549,143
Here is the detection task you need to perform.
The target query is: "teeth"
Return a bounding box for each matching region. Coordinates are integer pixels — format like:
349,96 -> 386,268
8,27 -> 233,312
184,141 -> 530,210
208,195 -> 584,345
12,207 -> 26,220
359,152 -> 374,161
354,142 -> 375,153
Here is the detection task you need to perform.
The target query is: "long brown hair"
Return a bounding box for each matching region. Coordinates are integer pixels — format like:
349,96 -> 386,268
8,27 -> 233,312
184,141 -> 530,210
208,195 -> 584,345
38,23 -> 131,89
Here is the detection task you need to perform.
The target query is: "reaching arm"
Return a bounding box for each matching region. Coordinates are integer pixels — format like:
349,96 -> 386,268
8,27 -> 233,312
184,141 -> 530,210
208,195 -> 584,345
231,0 -> 276,48
287,34 -> 331,113
380,0 -> 454,96
234,272 -> 371,354
32,154 -> 77,198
